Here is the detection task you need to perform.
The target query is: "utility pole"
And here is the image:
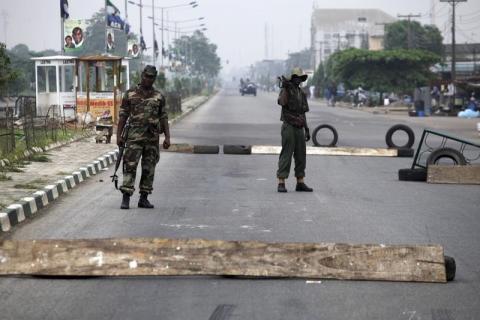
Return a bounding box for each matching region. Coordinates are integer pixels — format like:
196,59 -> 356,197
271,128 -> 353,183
264,23 -> 269,59
1,10 -> 8,48
440,0 -> 467,98
397,13 -> 421,49
152,0 -> 156,66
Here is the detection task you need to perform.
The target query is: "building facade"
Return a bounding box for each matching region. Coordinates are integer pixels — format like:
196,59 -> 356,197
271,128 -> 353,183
311,9 -> 396,69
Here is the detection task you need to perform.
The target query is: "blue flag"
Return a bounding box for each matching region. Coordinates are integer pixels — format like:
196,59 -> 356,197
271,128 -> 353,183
61,0 -> 69,19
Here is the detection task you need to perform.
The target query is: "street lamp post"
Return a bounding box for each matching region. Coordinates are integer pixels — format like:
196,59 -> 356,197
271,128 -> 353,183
144,1 -> 198,66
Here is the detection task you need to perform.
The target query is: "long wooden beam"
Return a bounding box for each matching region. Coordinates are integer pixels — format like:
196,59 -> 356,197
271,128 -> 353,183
0,238 -> 447,282
252,146 -> 398,157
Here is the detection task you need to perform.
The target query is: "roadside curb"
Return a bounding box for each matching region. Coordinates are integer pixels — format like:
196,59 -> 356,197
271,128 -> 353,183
0,150 -> 119,233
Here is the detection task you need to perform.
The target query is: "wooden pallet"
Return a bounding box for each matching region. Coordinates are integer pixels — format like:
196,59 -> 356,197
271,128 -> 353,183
0,238 -> 448,282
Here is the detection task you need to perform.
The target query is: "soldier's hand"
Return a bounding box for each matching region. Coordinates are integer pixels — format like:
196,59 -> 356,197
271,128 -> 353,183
305,128 -> 311,142
117,137 -> 125,147
163,137 -> 171,149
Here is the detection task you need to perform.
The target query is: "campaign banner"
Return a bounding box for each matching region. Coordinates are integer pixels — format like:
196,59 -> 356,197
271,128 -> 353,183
64,19 -> 88,51
106,28 -> 115,52
127,39 -> 140,58
77,92 -> 115,118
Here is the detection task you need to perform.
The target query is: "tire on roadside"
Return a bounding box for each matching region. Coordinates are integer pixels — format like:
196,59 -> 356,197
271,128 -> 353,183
223,145 -> 252,155
386,124 -> 415,149
193,145 -> 220,154
398,168 -> 427,182
426,147 -> 467,166
312,124 -> 338,147
445,255 -> 456,282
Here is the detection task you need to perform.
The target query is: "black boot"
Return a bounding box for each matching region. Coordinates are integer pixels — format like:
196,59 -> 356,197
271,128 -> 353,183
120,193 -> 130,209
138,192 -> 154,208
277,183 -> 287,193
296,182 -> 313,192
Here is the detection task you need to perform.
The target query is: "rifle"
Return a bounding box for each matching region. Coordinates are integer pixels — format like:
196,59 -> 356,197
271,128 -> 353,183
111,118 -> 130,190
277,75 -> 293,89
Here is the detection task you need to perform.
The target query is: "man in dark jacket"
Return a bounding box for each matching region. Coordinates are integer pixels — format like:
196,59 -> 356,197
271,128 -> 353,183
276,68 -> 313,193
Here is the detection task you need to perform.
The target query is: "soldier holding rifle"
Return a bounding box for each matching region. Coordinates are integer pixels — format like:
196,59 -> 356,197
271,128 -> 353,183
276,68 -> 313,193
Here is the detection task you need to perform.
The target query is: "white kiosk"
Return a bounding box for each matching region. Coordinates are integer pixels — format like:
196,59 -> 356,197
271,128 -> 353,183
31,55 -> 77,119
32,55 -> 130,122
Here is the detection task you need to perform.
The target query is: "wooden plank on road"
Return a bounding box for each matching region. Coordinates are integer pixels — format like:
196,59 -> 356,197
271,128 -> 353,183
427,165 -> 480,185
252,146 -> 398,157
0,238 -> 447,282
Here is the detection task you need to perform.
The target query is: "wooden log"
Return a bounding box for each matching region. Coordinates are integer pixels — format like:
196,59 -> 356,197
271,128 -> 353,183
0,238 -> 447,282
251,146 -> 398,157
427,165 -> 480,185
161,143 -> 194,153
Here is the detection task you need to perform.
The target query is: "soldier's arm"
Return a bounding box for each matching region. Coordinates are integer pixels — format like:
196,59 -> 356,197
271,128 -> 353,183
117,92 -> 130,146
159,96 -> 171,149
278,88 -> 288,106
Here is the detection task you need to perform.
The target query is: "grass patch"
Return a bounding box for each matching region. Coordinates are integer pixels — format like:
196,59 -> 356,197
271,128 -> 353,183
29,154 -> 50,162
4,166 -> 24,173
0,173 -> 12,181
13,178 -> 47,189
14,183 -> 39,189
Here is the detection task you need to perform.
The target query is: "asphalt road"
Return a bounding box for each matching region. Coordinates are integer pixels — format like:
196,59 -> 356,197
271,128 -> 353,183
1,90 -> 479,320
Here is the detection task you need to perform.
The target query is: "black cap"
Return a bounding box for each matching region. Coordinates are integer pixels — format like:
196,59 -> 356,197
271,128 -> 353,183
143,65 -> 157,77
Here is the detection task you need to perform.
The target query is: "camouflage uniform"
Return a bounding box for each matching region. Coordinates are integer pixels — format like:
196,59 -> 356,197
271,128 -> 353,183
277,72 -> 310,179
119,84 -> 167,195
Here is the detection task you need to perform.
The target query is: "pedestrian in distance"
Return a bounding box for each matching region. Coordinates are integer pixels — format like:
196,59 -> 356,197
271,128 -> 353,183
117,65 -> 171,209
276,68 -> 313,193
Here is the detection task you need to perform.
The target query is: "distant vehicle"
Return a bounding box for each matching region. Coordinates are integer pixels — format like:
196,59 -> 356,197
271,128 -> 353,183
240,82 -> 257,96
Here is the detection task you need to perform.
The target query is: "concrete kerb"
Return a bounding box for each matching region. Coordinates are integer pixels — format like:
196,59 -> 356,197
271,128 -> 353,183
0,96 -> 210,233
0,150 -> 120,233
170,95 -> 212,125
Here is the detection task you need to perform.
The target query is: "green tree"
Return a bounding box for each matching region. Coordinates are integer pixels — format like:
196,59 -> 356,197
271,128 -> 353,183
0,43 -> 18,95
384,20 -> 444,56
172,31 -> 221,78
308,62 -> 326,98
326,48 -> 441,99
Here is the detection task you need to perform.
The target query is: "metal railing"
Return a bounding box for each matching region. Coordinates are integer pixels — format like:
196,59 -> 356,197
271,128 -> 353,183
411,129 -> 480,169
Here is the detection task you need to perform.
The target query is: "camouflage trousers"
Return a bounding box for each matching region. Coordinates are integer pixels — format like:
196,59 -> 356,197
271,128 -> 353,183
277,122 -> 306,179
120,140 -> 159,195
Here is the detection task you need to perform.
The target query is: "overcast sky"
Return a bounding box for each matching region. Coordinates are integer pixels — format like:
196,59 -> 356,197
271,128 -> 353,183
1,0 -> 479,73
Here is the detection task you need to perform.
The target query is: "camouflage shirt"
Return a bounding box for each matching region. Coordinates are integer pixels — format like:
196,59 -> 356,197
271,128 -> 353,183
119,84 -> 167,142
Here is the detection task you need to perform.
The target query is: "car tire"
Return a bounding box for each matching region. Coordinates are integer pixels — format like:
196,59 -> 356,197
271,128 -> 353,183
312,124 -> 338,147
445,255 -> 456,281
223,145 -> 252,155
398,168 -> 427,181
193,145 -> 220,154
426,147 -> 467,166
386,124 -> 415,149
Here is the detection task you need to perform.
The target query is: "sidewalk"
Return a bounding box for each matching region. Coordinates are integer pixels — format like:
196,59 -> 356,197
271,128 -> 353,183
0,94 -> 211,227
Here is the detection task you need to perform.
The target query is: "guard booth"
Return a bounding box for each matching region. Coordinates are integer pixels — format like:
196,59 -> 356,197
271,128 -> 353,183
75,55 -> 130,123
32,56 -> 78,118
32,55 -> 130,123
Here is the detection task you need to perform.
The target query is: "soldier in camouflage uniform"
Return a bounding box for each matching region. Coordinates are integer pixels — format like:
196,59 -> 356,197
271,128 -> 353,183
117,65 -> 171,209
276,68 -> 313,193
